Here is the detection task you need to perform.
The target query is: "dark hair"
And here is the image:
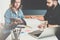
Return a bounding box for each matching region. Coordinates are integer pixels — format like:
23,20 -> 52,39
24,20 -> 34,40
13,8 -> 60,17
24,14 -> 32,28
53,0 -> 58,1
11,0 -> 21,10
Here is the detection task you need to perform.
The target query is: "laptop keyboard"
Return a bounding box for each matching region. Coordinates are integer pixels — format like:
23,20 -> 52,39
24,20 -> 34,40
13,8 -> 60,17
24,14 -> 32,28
29,30 -> 43,37
34,32 -> 42,37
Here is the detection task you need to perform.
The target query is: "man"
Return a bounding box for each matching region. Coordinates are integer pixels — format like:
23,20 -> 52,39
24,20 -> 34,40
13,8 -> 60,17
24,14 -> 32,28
44,0 -> 60,40
38,0 -> 60,28
44,0 -> 60,27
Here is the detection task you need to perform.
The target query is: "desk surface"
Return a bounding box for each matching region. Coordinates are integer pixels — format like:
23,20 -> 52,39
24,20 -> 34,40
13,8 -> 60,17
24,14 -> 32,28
6,29 -> 58,40
5,19 -> 58,40
5,26 -> 58,40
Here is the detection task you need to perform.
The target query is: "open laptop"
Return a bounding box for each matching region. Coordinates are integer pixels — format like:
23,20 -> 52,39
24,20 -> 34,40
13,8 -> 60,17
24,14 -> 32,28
28,27 -> 60,39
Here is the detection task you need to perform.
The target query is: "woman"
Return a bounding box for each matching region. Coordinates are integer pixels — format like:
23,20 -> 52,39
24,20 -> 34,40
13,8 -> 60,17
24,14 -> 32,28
4,0 -> 25,29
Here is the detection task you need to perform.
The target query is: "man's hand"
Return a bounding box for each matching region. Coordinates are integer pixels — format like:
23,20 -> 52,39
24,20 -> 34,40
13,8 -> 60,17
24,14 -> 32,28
38,21 -> 48,29
38,24 -> 45,29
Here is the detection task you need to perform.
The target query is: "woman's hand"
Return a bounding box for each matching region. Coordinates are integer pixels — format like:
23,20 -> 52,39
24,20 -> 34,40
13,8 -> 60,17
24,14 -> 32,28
10,21 -> 18,26
10,18 -> 24,27
15,18 -> 23,24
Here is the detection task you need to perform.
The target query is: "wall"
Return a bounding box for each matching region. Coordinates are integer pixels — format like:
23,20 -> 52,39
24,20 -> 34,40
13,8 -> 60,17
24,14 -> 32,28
0,0 -> 10,23
58,0 -> 60,4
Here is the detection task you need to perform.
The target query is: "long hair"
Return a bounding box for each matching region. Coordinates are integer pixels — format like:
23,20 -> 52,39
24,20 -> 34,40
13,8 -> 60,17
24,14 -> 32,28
10,0 -> 22,10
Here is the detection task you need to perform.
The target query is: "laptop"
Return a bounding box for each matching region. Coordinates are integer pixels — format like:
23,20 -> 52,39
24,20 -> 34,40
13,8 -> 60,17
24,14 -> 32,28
28,27 -> 60,39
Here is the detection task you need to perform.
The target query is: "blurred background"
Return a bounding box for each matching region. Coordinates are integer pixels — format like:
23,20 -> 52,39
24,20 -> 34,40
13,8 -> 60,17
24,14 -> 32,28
0,0 -> 60,23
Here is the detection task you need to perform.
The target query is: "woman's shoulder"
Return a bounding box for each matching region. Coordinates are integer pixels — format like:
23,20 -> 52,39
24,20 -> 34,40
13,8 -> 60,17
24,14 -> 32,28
6,8 -> 12,12
5,8 -> 12,15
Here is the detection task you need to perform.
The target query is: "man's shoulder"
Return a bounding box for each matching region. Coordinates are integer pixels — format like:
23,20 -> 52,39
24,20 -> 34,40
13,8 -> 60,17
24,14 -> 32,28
56,5 -> 60,12
57,4 -> 60,8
